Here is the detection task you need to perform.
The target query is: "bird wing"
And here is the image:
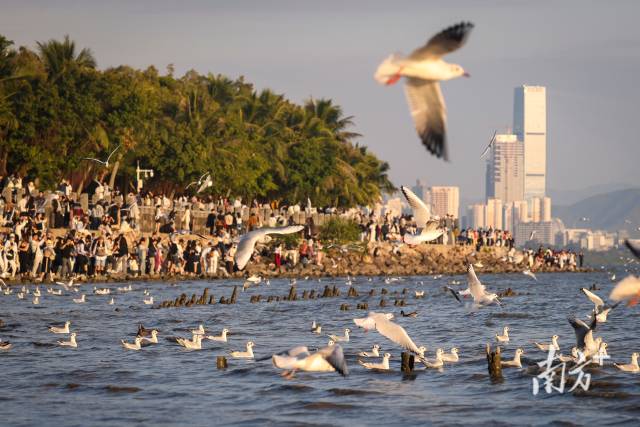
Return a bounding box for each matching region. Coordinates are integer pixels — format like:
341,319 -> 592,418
403,79 -> 448,160
400,185 -> 431,227
466,264 -> 485,299
353,316 -> 377,331
316,344 -> 349,376
423,219 -> 440,233
371,315 -> 421,354
568,317 -> 591,349
235,226 -> 304,270
106,144 -> 121,163
409,22 -> 474,60
609,275 -> 640,302
197,177 -> 211,194
198,172 -> 210,183
625,239 -> 640,260
581,288 -> 604,308
82,158 -> 106,164
480,131 -> 497,159
404,229 -> 443,245
446,286 -> 462,303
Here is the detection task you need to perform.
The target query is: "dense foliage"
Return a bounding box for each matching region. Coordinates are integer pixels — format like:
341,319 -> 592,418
0,35 -> 395,206
319,218 -> 362,243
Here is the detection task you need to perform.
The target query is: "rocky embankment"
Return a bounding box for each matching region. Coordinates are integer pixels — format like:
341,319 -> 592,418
243,242 -> 589,278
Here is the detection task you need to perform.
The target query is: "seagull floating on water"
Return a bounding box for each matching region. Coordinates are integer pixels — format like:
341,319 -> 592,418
49,321 -> 71,334
205,328 -> 228,342
122,337 -> 142,351
374,22 -> 474,160
441,347 -> 460,363
58,332 -> 77,348
358,344 -> 381,358
534,335 -> 559,352
422,348 -> 445,369
495,326 -> 510,343
310,321 -> 322,334
501,348 -> 524,368
177,334 -> 203,350
230,341 -> 255,358
328,328 -> 350,343
359,353 -> 391,371
73,294 -> 86,304
143,296 -> 154,305
141,330 -> 159,344
614,353 -> 639,372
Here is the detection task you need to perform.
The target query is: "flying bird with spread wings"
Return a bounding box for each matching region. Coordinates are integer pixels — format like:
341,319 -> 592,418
82,144 -> 121,167
375,22 -> 474,161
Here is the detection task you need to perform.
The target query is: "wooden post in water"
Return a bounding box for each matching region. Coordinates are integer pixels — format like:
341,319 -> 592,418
230,286 -> 238,304
401,352 -> 414,373
217,356 -> 228,369
486,344 -> 503,382
287,285 -> 297,301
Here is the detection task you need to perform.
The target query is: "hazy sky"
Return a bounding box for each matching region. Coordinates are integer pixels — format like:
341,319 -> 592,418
2,0 -> 639,202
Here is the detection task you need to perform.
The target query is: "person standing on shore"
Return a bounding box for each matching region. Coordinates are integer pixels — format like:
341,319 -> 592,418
115,233 -> 128,274
578,251 -> 584,268
137,237 -> 148,276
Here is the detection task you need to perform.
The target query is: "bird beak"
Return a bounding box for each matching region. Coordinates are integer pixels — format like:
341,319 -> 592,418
463,72 -> 471,78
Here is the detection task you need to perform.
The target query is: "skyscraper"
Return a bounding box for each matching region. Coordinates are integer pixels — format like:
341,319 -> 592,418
513,85 -> 546,202
485,133 -> 524,203
427,186 -> 459,218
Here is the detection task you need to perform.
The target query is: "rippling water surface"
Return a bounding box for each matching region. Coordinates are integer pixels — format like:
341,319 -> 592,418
2,270 -> 640,426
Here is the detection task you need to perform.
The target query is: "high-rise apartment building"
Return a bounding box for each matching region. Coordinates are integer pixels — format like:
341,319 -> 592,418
485,133 -> 524,203
513,85 -> 546,202
427,186 -> 459,218
486,198 -> 503,230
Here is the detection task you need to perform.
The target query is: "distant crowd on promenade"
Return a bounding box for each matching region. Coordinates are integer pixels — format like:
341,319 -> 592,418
0,175 -> 582,280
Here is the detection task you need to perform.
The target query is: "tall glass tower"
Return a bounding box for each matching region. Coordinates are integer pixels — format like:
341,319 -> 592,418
513,85 -> 546,202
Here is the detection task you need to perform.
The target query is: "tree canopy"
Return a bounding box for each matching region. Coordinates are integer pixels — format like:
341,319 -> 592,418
0,34 -> 395,206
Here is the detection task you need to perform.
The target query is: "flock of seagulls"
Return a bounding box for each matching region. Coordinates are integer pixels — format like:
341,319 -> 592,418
1,239 -> 640,387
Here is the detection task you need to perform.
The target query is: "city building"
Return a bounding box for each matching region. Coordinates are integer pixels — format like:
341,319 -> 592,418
514,221 -> 554,246
513,85 -> 547,202
541,196 -> 551,222
485,133 -> 524,203
427,186 -> 459,218
531,197 -> 541,222
486,198 -> 503,230
468,204 -> 486,229
411,179 -> 430,202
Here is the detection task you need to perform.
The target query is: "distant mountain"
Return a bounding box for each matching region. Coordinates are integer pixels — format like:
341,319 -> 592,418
554,188 -> 640,234
548,183 -> 635,206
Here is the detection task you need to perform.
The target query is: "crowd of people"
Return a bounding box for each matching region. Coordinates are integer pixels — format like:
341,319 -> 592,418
0,174 -> 584,280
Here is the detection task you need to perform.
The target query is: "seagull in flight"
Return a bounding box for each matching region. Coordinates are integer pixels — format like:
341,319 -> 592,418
271,344 -> 348,378
353,312 -> 426,357
82,144 -> 121,167
480,130 -> 497,159
234,225 -> 304,270
375,22 -> 474,161
581,288 -> 619,323
466,264 -> 501,306
400,186 -> 432,229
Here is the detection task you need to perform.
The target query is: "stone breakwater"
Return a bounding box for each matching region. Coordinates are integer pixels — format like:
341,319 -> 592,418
244,242 -> 588,278
0,242 -> 588,287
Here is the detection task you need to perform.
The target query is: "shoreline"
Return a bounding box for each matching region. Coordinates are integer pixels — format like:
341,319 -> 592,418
1,243 -> 593,287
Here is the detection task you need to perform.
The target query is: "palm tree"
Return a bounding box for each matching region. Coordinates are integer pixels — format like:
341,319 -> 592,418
36,35 -> 96,79
304,98 -> 361,143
